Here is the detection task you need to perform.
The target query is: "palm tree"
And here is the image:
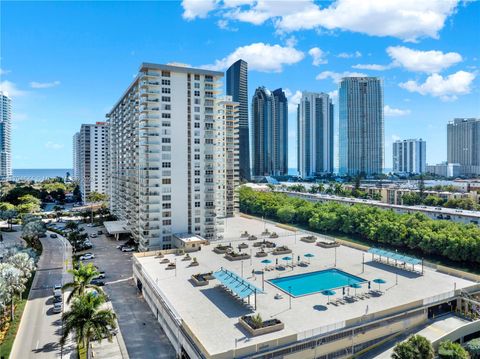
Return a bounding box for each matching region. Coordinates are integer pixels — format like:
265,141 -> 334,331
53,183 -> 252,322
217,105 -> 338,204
62,262 -> 103,303
61,292 -> 117,358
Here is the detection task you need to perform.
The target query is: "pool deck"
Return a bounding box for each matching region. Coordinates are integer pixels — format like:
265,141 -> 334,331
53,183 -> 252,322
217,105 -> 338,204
136,215 -> 476,357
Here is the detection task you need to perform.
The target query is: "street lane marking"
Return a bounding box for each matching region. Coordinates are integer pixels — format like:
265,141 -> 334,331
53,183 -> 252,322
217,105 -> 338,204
106,277 -> 133,285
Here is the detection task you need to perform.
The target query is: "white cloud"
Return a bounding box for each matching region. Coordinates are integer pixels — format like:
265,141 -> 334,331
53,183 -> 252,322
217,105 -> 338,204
202,42 -> 304,72
285,35 -> 297,47
0,68 -> 10,75
338,51 -> 362,58
0,81 -> 27,97
384,105 -> 411,117
352,63 -> 391,71
45,141 -> 64,150
217,19 -> 238,31
308,47 -> 328,66
184,0 -> 460,41
30,80 -> 61,89
284,88 -> 302,113
316,70 -> 367,83
277,0 -> 459,41
387,46 -> 462,73
399,70 -> 476,101
391,134 -> 401,142
181,0 -> 217,20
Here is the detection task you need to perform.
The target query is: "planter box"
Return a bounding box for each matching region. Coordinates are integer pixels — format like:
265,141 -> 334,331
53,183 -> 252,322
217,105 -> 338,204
273,248 -> 292,255
225,253 -> 251,261
238,243 -> 249,249
189,261 -> 199,267
191,275 -> 208,286
316,241 -> 340,248
300,236 -> 316,243
214,247 -> 231,254
239,317 -> 284,337
240,232 -> 250,238
255,251 -> 268,257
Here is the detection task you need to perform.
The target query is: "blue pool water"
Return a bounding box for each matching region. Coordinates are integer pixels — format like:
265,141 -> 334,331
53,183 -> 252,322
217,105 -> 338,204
268,269 -> 366,297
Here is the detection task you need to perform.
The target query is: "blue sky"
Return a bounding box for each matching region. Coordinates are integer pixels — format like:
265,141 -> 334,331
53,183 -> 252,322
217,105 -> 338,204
1,0 -> 479,169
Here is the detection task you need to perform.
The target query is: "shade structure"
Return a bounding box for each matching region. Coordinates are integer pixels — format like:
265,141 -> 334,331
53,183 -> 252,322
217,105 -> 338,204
350,283 -> 362,296
373,278 -> 386,291
282,256 -> 292,261
368,248 -> 421,265
304,253 -> 315,258
261,259 -> 272,264
321,289 -> 336,304
213,268 -> 263,299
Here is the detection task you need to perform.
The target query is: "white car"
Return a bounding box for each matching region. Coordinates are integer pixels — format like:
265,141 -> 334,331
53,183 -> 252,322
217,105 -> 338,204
53,302 -> 62,313
52,284 -> 62,294
86,223 -> 93,227
90,233 -> 97,238
121,247 -> 135,252
80,253 -> 95,260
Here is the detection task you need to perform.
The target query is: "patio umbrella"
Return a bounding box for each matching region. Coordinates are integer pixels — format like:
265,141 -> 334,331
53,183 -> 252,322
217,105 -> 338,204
321,289 -> 336,304
261,259 -> 272,269
373,278 -> 386,291
304,253 -> 315,263
349,283 -> 362,296
282,256 -> 292,266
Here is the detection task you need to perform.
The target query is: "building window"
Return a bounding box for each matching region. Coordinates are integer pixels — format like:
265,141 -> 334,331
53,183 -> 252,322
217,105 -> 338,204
162,96 -> 171,102
194,74 -> 200,80
194,122 -> 200,128
194,138 -> 200,144
162,138 -> 171,143
162,203 -> 171,209
161,71 -> 170,77
162,195 -> 171,201
194,154 -> 200,160
161,79 -> 170,85
162,113 -> 171,119
162,162 -> 171,168
162,178 -> 171,184
194,202 -> 200,208
162,88 -> 171,94
162,219 -> 171,225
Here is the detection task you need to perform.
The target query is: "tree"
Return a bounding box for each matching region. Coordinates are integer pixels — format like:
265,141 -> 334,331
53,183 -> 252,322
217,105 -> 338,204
65,221 -> 79,232
392,335 -> 434,359
276,206 -> 296,223
62,262 -> 103,303
0,263 -> 26,320
418,175 -> 426,200
22,215 -> 46,249
0,202 -> 18,230
73,185 -> 82,203
87,192 -> 108,204
17,194 -> 41,213
438,340 -> 469,359
465,338 -> 480,359
61,292 -> 117,357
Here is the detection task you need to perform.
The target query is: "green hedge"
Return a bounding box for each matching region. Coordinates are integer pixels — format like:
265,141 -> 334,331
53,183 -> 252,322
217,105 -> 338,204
239,187 -> 480,265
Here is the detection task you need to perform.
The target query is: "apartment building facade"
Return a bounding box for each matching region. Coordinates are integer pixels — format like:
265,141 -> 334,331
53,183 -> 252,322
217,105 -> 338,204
0,91 -> 12,181
107,63 -> 239,251
447,118 -> 480,176
339,77 -> 384,176
297,91 -> 334,178
392,138 -> 426,174
72,122 -> 109,203
251,87 -> 288,177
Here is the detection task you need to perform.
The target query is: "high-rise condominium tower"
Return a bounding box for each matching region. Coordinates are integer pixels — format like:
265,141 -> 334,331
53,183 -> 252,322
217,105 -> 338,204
297,92 -> 334,178
226,59 -> 250,181
251,87 -> 288,177
392,139 -> 426,174
339,77 -> 384,176
72,122 -> 109,202
0,91 -> 12,181
107,63 -> 239,251
447,118 -> 480,176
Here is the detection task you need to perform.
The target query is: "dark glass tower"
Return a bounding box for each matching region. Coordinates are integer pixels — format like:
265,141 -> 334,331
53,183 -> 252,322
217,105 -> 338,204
226,60 -> 250,180
251,87 -> 288,177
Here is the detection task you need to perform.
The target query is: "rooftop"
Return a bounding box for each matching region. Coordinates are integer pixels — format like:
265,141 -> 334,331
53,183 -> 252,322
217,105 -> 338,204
135,215 -> 476,357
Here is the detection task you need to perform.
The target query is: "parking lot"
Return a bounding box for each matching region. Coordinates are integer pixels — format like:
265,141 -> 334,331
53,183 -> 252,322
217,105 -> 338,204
78,223 -> 175,359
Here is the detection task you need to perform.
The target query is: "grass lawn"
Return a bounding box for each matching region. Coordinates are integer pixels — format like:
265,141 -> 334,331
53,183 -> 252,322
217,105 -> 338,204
0,271 -> 35,359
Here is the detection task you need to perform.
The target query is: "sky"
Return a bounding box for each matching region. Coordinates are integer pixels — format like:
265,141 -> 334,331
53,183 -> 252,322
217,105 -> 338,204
1,0 -> 479,170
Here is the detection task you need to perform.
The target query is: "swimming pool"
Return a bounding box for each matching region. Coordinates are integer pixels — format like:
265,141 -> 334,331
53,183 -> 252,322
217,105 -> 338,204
268,269 -> 367,297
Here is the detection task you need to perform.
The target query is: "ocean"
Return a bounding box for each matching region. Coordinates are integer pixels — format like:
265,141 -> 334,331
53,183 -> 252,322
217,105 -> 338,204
12,169 -> 72,182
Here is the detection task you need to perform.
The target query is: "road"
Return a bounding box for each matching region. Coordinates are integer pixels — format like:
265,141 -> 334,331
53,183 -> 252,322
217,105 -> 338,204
83,225 -> 175,358
10,231 -> 73,359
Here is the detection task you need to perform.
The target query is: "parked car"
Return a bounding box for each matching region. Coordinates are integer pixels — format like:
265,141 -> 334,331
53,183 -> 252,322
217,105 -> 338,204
52,284 -> 62,295
116,243 -> 129,250
94,271 -> 106,279
91,279 -> 105,286
79,253 -> 95,260
90,233 -> 97,238
86,223 -> 93,227
53,302 -> 62,313
53,289 -> 62,303
121,246 -> 135,252
50,233 -> 58,238
97,230 -> 103,235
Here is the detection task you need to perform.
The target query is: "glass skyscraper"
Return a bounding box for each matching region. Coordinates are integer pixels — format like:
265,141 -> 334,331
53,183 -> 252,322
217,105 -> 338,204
447,118 -> 480,176
339,77 -> 384,176
251,87 -> 288,177
297,92 -> 334,178
0,91 -> 12,181
226,59 -> 250,180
